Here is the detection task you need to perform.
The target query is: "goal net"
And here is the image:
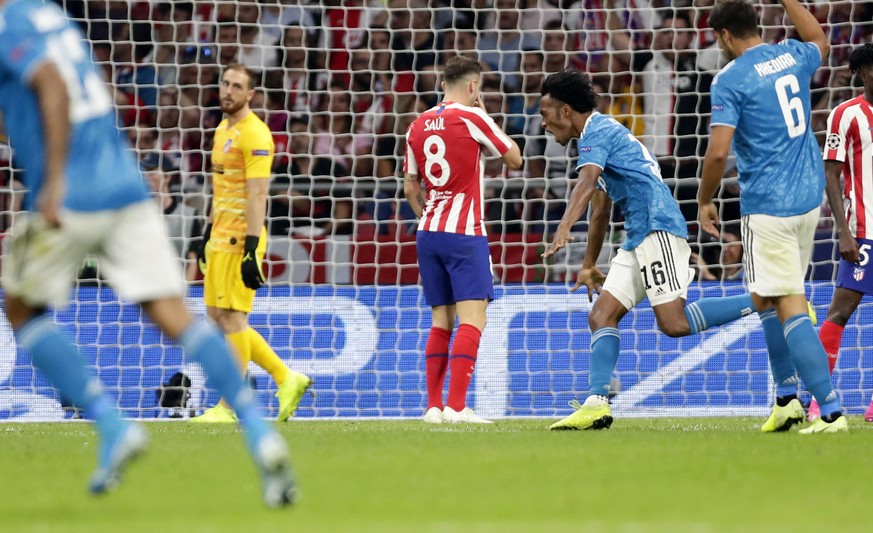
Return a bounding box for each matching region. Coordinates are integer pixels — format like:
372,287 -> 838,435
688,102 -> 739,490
1,0 -> 871,420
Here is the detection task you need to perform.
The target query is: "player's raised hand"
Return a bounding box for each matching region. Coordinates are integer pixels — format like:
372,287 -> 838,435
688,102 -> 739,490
37,178 -> 65,228
572,267 -> 606,301
697,201 -> 720,239
542,226 -> 575,258
838,230 -> 861,263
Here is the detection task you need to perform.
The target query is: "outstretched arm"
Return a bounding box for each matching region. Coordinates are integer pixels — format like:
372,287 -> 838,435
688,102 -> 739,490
543,164 -> 602,258
698,125 -> 735,238
780,0 -> 829,63
30,62 -> 71,227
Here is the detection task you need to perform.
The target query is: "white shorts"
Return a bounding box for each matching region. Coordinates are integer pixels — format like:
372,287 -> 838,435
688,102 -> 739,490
741,207 -> 819,297
1,200 -> 186,308
602,231 -> 694,310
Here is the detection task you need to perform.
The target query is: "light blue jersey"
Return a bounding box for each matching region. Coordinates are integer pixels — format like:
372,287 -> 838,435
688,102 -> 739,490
0,0 -> 147,212
575,112 -> 688,251
710,39 -> 824,217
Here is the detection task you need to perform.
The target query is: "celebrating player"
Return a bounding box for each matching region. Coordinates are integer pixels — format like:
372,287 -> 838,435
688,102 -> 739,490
0,0 -> 296,505
194,64 -> 311,423
808,43 -> 873,423
404,56 -> 522,424
540,69 -> 757,431
698,0 -> 846,433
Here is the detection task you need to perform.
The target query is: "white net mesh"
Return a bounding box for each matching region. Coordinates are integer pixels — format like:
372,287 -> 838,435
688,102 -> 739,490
1,0 -> 872,420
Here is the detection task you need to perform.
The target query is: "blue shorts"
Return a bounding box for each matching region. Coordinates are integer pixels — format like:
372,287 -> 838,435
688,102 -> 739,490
416,231 -> 494,307
835,237 -> 873,296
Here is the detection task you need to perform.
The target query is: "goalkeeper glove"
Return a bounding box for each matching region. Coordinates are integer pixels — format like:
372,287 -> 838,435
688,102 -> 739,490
240,235 -> 265,290
197,223 -> 212,276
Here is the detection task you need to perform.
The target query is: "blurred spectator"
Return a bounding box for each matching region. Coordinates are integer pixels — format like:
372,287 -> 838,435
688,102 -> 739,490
322,0 -> 386,86
215,20 -> 240,66
541,19 -> 585,74
694,232 -> 743,282
235,0 -> 280,72
110,21 -> 158,110
313,82 -> 375,178
607,5 -> 712,185
275,24 -> 319,114
477,0 -> 538,92
270,116 -> 353,236
259,0 -> 318,43
142,152 -> 202,282
388,0 -> 440,75
146,2 -> 196,86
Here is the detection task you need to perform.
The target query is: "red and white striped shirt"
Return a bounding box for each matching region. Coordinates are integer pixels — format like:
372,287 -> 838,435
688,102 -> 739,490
403,102 -> 513,236
824,95 -> 873,239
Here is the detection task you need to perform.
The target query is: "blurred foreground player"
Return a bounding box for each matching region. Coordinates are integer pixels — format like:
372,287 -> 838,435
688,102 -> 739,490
404,56 -> 522,424
0,0 -> 297,505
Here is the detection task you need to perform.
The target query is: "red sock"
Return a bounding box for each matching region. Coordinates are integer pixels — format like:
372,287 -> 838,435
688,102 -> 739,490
818,320 -> 845,374
446,324 -> 481,411
425,327 -> 452,409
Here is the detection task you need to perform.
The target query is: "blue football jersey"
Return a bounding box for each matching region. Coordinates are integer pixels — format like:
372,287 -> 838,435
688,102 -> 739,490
710,40 -> 824,217
0,0 -> 147,212
575,112 -> 688,250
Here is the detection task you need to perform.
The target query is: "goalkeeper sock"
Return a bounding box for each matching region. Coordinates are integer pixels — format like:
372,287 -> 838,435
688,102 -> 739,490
684,294 -> 754,335
181,319 -> 270,450
226,330 -> 252,372
425,326 -> 451,409
759,309 -> 799,397
446,324 -> 481,411
818,320 -> 844,374
17,316 -> 122,439
588,327 -> 621,398
248,327 -> 288,385
783,313 -> 841,417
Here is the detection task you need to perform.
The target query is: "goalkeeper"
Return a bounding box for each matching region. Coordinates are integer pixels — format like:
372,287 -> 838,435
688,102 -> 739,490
194,64 -> 310,423
541,69 -> 758,430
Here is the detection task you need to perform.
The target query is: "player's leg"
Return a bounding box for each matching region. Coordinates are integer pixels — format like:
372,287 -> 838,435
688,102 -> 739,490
142,298 -> 297,506
101,201 -> 296,505
549,250 -> 638,430
416,230 -> 457,423
240,231 -> 311,420
422,303 -> 455,423
809,286 -> 862,420
438,233 -> 493,424
444,298 -> 491,423
247,328 -> 312,421
197,246 -> 254,422
1,211 -> 148,494
744,210 -> 845,433
635,232 -> 754,337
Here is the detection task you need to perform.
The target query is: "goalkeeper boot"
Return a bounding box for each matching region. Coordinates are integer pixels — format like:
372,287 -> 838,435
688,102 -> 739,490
865,401 -> 873,423
549,395 -> 613,431
254,432 -> 299,508
443,406 -> 493,424
276,371 -> 312,421
89,423 -> 149,495
422,406 -> 444,424
761,398 -> 804,432
192,404 -> 237,423
806,399 -> 821,422
799,414 -> 848,434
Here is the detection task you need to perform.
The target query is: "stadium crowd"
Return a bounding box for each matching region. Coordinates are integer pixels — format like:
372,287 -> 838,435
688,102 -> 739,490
1,0 -> 871,282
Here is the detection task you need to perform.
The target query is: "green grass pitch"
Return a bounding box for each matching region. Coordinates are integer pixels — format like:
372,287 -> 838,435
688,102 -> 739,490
3,418 -> 872,532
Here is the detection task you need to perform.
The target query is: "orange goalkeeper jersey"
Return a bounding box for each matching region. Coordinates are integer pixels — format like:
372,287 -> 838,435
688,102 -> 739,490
210,111 -> 274,254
